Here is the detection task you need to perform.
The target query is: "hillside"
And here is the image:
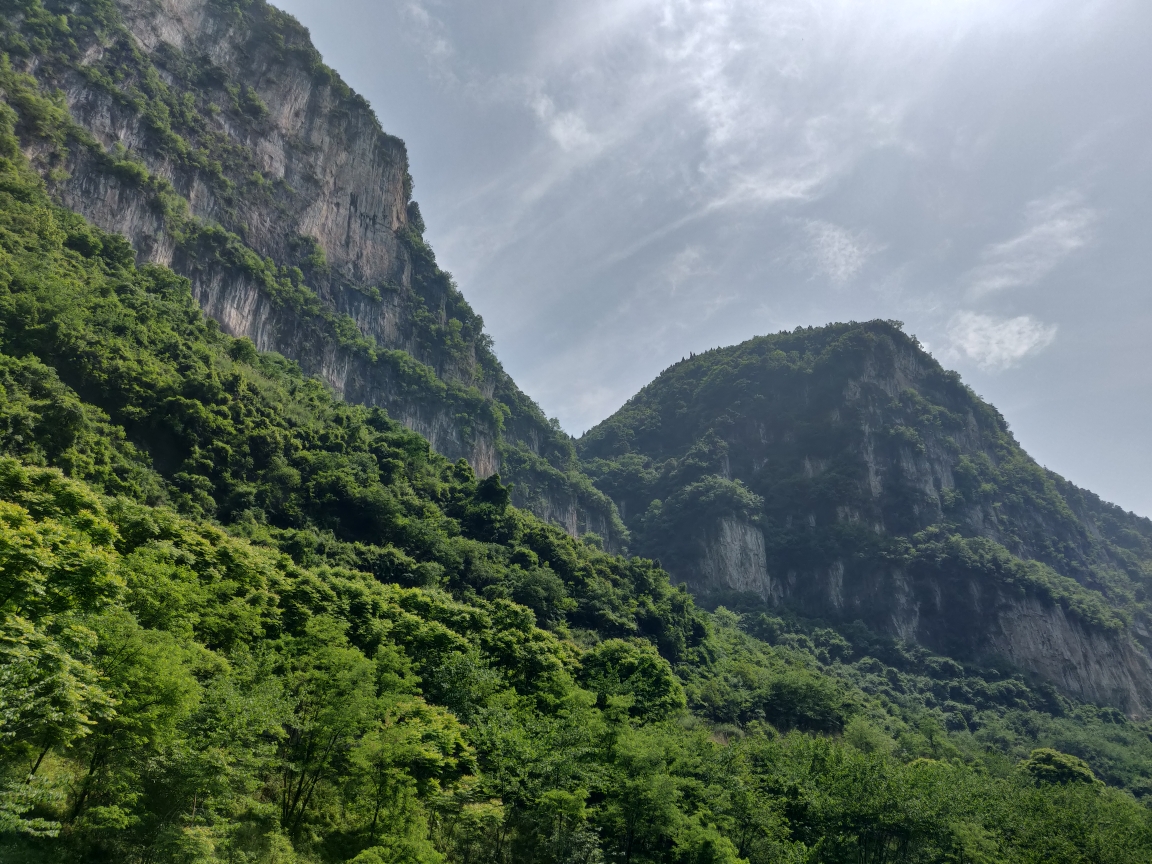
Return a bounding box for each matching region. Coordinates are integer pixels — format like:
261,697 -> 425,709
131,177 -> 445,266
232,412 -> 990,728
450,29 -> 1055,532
579,321 -> 1152,712
1,62 -> 1151,861
0,0 -> 623,546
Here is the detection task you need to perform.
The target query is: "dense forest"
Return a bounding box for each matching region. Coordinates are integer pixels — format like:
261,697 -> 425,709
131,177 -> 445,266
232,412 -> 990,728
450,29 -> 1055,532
0,65 -> 1151,863
578,321 -> 1152,712
0,0 -> 624,546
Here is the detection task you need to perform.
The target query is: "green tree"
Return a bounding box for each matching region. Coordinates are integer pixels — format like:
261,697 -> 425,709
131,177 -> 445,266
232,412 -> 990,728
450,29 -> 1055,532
580,639 -> 686,723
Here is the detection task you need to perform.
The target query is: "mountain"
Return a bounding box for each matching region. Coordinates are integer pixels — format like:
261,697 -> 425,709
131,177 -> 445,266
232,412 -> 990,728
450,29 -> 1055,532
3,1 -> 1152,861
1,107 -> 1151,862
579,320 -> 1152,713
0,0 -> 624,547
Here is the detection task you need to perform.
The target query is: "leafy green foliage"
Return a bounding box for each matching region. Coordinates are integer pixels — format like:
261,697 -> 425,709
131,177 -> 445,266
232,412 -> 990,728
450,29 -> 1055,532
0,33 -> 1149,864
580,638 -> 686,722
1020,749 -> 1101,787
0,0 -> 626,543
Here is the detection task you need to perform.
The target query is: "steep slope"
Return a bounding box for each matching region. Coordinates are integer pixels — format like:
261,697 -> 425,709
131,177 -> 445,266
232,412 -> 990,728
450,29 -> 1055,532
2,66 -> 1152,862
580,321 -> 1152,714
0,0 -> 623,545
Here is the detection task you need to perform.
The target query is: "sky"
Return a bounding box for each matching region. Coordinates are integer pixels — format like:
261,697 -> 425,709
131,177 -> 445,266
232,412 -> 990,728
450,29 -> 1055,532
274,0 -> 1152,517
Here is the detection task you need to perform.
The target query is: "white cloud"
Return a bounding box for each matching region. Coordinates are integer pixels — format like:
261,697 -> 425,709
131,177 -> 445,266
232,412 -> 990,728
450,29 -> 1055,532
404,0 -> 1057,279
968,191 -> 1096,295
642,246 -> 733,318
662,245 -> 709,293
528,92 -> 603,156
400,1 -> 455,70
802,220 -> 882,284
947,311 -> 1057,370
474,0 -> 944,235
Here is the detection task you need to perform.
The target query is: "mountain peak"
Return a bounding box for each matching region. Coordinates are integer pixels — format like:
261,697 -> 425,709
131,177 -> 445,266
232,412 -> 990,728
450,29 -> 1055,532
581,319 -> 1152,712
3,0 -> 625,545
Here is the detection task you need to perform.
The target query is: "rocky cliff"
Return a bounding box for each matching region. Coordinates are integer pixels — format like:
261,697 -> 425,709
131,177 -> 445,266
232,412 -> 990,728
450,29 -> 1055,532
581,321 -> 1152,713
5,0 -> 1150,715
0,0 -> 624,546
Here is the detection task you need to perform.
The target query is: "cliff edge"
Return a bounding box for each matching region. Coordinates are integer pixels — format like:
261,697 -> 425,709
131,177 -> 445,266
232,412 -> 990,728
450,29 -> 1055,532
580,321 -> 1152,713
0,0 -> 624,546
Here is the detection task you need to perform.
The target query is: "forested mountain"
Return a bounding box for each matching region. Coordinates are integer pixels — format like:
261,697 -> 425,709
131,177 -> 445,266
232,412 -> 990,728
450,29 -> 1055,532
2,103 -> 1152,864
579,322 -> 1152,713
2,1 -> 1152,862
0,0 -> 623,546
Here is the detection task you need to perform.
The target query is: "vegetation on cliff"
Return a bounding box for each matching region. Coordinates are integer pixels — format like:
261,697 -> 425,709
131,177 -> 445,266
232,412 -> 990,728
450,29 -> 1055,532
0,0 -> 623,542
580,322 -> 1152,663
0,88 -> 1151,862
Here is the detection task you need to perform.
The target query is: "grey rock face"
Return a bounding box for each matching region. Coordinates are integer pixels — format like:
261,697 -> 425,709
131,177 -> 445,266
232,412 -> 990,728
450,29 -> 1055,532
581,321 -> 1152,713
990,595 -> 1152,713
32,0 -> 487,455
7,0 -> 623,542
679,511 -> 1152,713
112,0 -> 411,292
670,517 -> 777,603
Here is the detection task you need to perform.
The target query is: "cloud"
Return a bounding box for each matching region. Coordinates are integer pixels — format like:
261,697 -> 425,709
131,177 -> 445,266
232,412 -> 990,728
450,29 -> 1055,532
400,1 -> 455,71
802,220 -> 882,284
947,311 -> 1057,370
482,0 -> 940,229
662,245 -> 709,292
968,192 -> 1096,295
402,0 -> 1038,279
638,246 -> 733,318
528,92 -> 604,156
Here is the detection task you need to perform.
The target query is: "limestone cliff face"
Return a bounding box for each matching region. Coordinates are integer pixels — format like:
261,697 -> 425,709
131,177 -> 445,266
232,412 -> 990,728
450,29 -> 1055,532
988,595 -> 1152,712
181,255 -> 499,474
529,492 -> 623,545
68,0 -> 410,296
667,506 -> 1152,713
581,320 -> 1152,712
757,555 -> 1152,712
3,0 -> 621,542
667,516 -> 777,603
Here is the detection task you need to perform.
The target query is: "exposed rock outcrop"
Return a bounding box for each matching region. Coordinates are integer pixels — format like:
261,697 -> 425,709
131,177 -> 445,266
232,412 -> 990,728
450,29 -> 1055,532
667,516 -> 777,602
989,595 -> 1152,712
581,320 -> 1152,712
2,0 -> 623,544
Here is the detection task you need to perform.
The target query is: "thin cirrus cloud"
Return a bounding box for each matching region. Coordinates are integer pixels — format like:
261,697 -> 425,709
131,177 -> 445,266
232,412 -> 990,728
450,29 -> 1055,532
967,192 -> 1097,297
802,220 -> 883,285
946,312 -> 1058,371
398,1 -> 454,71
404,0 -> 953,268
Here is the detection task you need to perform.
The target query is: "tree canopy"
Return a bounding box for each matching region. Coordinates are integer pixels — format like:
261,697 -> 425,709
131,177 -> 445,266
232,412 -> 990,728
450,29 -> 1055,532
0,40 -> 1150,864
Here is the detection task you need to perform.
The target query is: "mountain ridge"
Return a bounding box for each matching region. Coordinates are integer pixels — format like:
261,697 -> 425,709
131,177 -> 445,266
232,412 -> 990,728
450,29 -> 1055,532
579,320 -> 1152,713
3,2 -> 1152,861
0,0 -> 626,548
